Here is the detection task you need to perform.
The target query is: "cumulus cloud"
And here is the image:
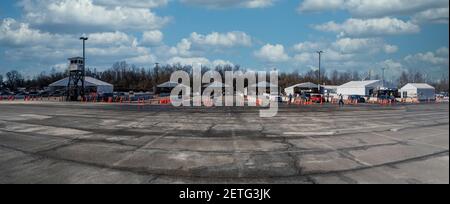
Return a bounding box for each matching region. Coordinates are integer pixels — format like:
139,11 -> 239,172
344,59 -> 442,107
412,7 -> 449,24
291,37 -> 400,74
383,47 -> 450,79
0,17 -> 158,74
405,47 -> 449,65
141,30 -> 164,46
180,0 -> 276,9
332,38 -> 398,54
167,31 -> 252,58
254,44 -> 290,63
18,0 -> 170,33
0,18 -> 76,48
298,0 -> 448,18
314,17 -> 420,37
93,0 -> 169,8
88,31 -> 137,47
189,31 -> 252,47
293,41 -> 325,52
166,56 -> 233,67
169,39 -> 193,57
384,45 -> 399,54
378,59 -> 408,80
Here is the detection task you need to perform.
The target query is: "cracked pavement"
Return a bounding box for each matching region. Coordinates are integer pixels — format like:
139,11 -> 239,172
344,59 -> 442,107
0,102 -> 448,184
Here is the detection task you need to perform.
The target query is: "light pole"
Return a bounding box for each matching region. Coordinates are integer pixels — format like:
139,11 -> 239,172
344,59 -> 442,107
80,37 -> 88,98
316,51 -> 324,93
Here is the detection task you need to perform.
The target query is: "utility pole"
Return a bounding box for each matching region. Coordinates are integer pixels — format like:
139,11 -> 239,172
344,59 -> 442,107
80,37 -> 88,98
316,51 -> 324,93
381,67 -> 386,88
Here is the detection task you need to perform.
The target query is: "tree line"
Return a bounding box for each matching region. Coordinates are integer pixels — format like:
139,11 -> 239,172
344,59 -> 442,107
1,61 -> 448,93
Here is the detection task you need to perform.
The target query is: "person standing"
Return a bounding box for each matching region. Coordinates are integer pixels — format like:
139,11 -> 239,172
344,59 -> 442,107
288,93 -> 293,104
339,94 -> 344,107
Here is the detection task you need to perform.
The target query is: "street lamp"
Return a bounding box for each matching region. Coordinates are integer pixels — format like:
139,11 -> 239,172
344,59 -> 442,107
316,50 -> 324,92
80,37 -> 88,97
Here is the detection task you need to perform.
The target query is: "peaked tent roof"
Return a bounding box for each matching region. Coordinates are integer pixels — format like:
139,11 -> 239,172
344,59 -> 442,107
401,83 -> 435,89
49,77 -> 113,87
339,80 -> 381,88
157,81 -> 189,88
286,82 -> 318,89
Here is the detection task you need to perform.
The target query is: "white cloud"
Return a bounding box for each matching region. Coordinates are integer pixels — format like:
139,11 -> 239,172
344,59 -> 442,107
298,0 -> 345,12
0,18 -> 79,48
293,52 -> 314,63
405,47 -> 449,65
19,0 -> 170,33
293,41 -> 324,52
167,56 -> 211,66
1,18 -> 53,47
180,0 -> 276,9
298,0 -> 448,18
189,31 -> 252,47
332,38 -> 398,54
212,59 -> 234,67
412,7 -> 449,24
141,30 -> 164,46
0,17 -> 158,73
88,31 -> 136,47
167,31 -> 252,58
254,44 -> 290,62
384,45 -> 399,54
93,0 -> 169,8
314,17 -> 420,37
291,38 -> 400,73
166,56 -> 233,67
436,47 -> 449,56
169,39 -> 193,57
378,59 -> 408,79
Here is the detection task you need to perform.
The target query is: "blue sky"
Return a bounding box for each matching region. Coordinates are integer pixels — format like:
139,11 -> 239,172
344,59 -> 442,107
0,0 -> 449,81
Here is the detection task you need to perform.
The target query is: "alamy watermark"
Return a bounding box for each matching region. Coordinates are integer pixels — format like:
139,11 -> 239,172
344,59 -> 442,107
169,65 -> 279,117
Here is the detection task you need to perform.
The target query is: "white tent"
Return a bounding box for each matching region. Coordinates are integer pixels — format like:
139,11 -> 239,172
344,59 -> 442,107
49,77 -> 113,95
400,83 -> 435,101
337,80 -> 382,96
284,82 -> 318,95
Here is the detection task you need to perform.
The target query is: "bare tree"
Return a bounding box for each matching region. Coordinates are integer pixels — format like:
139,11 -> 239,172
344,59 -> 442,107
6,70 -> 24,91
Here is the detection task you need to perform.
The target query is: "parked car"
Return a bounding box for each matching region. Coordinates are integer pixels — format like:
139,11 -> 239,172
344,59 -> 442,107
378,95 -> 395,102
0,91 -> 10,96
14,92 -> 27,99
50,90 -> 66,97
28,91 -> 39,97
299,93 -> 311,100
348,95 -> 366,103
310,94 -> 325,103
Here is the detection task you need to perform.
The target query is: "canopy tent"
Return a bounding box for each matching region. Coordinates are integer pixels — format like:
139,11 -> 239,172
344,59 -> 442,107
49,77 -> 113,95
337,80 -> 382,96
400,83 -> 435,101
284,82 -> 319,95
286,82 -> 318,90
157,81 -> 186,88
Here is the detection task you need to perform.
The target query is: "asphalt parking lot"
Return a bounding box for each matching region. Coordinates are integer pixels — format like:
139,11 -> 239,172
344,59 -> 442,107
0,101 -> 448,184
